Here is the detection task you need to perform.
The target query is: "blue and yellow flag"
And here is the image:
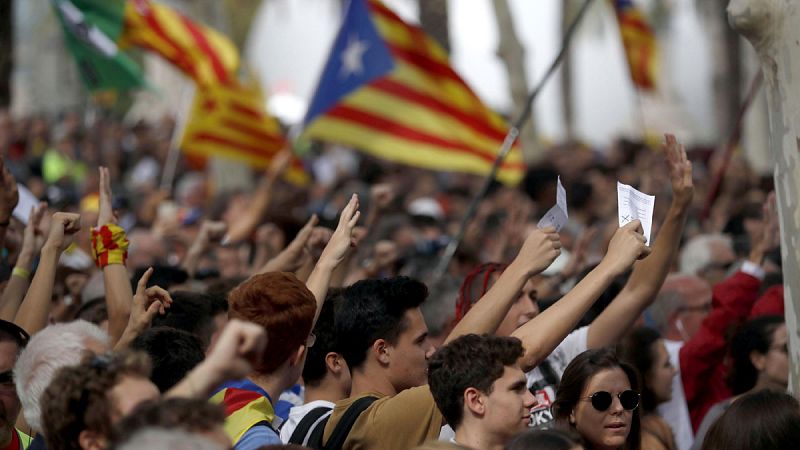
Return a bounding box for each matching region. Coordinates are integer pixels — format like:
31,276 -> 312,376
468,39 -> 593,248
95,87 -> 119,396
303,0 -> 525,185
612,0 -> 658,91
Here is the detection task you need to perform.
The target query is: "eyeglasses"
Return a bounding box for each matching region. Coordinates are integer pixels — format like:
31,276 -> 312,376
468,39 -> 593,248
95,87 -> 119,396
581,390 -> 640,412
306,333 -> 316,349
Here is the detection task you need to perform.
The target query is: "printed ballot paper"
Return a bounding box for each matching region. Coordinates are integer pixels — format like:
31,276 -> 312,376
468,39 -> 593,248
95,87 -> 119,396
538,177 -> 568,232
617,182 -> 655,245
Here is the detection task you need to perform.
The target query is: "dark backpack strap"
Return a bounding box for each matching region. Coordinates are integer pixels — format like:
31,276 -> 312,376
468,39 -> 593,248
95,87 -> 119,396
323,396 -> 379,450
288,406 -> 333,445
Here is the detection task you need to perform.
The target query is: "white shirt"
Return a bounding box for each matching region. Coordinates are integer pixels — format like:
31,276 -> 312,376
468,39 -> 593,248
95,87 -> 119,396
656,340 -> 694,450
279,400 -> 335,444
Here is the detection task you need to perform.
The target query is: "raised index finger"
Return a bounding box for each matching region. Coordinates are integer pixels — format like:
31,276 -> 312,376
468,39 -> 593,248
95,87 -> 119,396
136,267 -> 155,294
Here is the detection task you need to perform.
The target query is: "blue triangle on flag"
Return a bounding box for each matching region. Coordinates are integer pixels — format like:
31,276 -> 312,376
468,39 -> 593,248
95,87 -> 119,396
304,0 -> 395,125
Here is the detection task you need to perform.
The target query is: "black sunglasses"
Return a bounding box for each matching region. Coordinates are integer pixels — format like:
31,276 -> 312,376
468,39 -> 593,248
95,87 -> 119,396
582,390 -> 640,412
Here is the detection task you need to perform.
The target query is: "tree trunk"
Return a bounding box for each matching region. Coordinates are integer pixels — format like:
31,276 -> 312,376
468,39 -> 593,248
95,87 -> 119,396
0,0 -> 12,107
729,0 -> 800,394
491,0 -> 540,162
418,0 -> 450,53
708,0 -> 743,140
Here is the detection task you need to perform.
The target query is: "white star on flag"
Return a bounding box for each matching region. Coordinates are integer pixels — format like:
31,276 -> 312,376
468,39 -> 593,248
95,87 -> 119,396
340,33 -> 369,79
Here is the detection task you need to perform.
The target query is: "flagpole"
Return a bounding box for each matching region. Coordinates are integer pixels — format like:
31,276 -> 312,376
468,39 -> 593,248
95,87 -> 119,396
160,83 -> 196,192
431,0 -> 595,282
700,71 -> 763,223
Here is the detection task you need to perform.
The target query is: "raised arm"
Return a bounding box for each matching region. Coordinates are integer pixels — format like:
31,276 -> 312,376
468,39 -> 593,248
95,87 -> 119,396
588,134 -> 694,348
306,194 -> 360,324
95,167 -> 135,345
167,319 -> 266,399
0,203 -> 46,321
114,267 -> 173,350
183,220 -> 227,278
512,220 -> 650,371
445,226 -> 562,344
224,150 -> 291,245
255,215 -> 318,275
15,212 -> 81,335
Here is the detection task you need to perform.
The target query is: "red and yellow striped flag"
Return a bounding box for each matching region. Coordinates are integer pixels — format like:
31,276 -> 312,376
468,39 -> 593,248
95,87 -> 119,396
181,79 -> 308,185
612,0 -> 658,91
120,0 -> 239,86
303,0 -> 525,185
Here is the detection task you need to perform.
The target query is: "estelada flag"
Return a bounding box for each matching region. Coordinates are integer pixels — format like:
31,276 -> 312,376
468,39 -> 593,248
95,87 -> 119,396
303,0 -> 525,185
612,0 -> 659,91
180,79 -> 308,186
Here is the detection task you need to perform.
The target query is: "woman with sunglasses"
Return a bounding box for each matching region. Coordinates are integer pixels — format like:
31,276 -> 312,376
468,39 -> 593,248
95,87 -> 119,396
691,315 -> 787,450
616,327 -> 677,450
553,349 -> 641,450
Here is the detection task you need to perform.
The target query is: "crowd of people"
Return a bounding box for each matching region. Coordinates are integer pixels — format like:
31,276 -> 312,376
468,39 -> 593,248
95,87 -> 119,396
0,107 -> 797,450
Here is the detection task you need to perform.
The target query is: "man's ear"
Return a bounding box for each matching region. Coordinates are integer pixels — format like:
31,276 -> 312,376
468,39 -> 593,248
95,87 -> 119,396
463,387 -> 486,417
372,339 -> 391,365
325,352 -> 344,375
78,430 -> 106,450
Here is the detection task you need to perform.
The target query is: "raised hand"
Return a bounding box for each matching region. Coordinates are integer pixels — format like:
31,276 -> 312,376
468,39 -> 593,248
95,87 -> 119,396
203,319 -> 268,382
259,215 -> 319,273
20,202 -> 47,259
45,212 -> 81,253
97,166 -> 117,226
663,134 -> 694,208
513,226 -> 562,276
319,194 -> 361,268
131,267 -> 172,327
750,192 -> 780,264
267,148 -> 293,180
600,220 -> 651,275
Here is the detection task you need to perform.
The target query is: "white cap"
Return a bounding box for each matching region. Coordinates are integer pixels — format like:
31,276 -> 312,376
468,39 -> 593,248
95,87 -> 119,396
408,197 -> 444,220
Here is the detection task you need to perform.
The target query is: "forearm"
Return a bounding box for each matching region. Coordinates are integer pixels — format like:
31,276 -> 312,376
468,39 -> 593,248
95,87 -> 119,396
165,360 -> 220,399
0,251 -> 34,320
306,257 -> 336,324
15,245 -> 60,334
104,264 -> 134,345
445,262 -> 530,344
225,178 -> 275,244
182,243 -> 205,279
588,204 -> 688,348
512,263 -> 616,371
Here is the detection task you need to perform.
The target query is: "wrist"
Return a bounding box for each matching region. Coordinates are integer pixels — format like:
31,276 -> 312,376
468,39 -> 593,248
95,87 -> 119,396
41,242 -> 61,257
505,260 -> 534,283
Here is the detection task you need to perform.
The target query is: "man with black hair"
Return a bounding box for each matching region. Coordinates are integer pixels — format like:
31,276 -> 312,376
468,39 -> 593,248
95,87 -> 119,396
130,327 -> 206,392
152,291 -> 217,350
279,292 -> 350,444
423,334 -> 534,450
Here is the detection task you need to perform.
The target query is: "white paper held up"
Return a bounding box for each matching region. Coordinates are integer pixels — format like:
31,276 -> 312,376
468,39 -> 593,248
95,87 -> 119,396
617,181 -> 655,245
538,176 -> 568,232
12,184 -> 39,226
